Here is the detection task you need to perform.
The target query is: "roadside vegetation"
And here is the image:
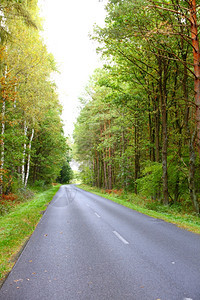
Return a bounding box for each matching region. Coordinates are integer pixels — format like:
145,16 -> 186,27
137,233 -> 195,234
0,1 -> 73,198
0,184 -> 60,286
73,1 -> 200,216
78,184 -> 200,235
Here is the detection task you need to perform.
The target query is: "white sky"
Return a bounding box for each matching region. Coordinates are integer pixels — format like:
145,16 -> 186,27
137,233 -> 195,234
38,0 -> 107,137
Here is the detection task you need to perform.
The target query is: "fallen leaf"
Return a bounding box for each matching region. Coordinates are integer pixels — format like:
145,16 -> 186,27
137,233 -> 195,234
14,279 -> 23,283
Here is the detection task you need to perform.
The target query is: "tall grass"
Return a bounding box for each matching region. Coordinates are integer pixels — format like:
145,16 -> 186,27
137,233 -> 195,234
0,185 -> 60,284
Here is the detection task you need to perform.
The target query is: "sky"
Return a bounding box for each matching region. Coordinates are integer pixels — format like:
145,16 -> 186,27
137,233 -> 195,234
38,0 -> 107,137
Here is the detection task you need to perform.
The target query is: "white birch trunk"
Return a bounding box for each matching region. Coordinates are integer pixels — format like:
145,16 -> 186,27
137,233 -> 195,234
24,128 -> 34,188
0,97 -> 5,196
0,66 -> 7,196
22,121 -> 27,185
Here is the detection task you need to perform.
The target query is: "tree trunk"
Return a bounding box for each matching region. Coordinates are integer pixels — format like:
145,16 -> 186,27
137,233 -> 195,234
134,120 -> 140,194
108,152 -> 112,189
96,152 -> 100,188
93,157 -> 96,186
22,120 -> 27,185
182,50 -> 199,213
179,34 -> 199,213
121,129 -> 126,189
158,57 -> 169,205
0,65 -> 7,197
161,94 -> 169,205
0,91 -> 5,197
172,63 -> 181,203
154,95 -> 160,163
108,119 -> 112,190
189,0 -> 200,157
24,128 -> 34,188
148,99 -> 155,161
103,154 -> 108,189
103,121 -> 108,189
188,130 -> 199,214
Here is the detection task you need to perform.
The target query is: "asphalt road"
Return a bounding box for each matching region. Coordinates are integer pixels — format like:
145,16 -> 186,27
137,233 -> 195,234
0,185 -> 200,300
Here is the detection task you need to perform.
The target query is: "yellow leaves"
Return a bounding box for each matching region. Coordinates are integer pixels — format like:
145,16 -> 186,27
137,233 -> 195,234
0,73 -> 18,103
13,278 -> 23,290
0,47 -> 7,60
14,279 -> 23,283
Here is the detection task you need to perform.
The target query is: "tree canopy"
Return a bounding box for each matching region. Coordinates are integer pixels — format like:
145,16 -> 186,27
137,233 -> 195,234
74,0 -> 200,214
0,0 -> 71,196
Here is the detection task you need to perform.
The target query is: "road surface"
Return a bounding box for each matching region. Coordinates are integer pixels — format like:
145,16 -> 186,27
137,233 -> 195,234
0,185 -> 200,299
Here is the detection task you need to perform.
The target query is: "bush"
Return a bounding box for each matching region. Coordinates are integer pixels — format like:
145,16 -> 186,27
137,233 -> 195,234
136,161 -> 162,198
30,180 -> 46,191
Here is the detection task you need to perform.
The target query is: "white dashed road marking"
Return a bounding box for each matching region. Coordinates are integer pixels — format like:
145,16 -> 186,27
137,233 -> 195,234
94,212 -> 101,218
113,231 -> 129,245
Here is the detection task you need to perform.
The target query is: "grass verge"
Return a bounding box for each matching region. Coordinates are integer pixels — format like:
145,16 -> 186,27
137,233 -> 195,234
78,184 -> 200,235
0,185 -> 60,285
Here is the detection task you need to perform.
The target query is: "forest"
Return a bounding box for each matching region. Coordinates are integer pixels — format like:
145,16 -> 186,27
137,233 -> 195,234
73,0 -> 200,215
0,0 -> 71,201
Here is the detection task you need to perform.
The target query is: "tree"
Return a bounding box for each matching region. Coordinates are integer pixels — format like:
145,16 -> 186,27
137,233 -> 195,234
73,0 -> 200,213
57,154 -> 73,184
0,0 -> 68,195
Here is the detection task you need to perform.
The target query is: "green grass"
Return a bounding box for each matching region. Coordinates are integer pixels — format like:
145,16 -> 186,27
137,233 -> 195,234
0,185 -> 60,284
78,184 -> 200,235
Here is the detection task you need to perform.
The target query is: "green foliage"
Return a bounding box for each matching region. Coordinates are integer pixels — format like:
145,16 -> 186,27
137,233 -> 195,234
73,0 -> 200,214
79,165 -> 94,186
29,180 -> 46,191
57,161 -> 73,184
137,161 -> 162,197
0,185 -> 60,282
30,108 -> 68,184
0,0 -> 68,197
